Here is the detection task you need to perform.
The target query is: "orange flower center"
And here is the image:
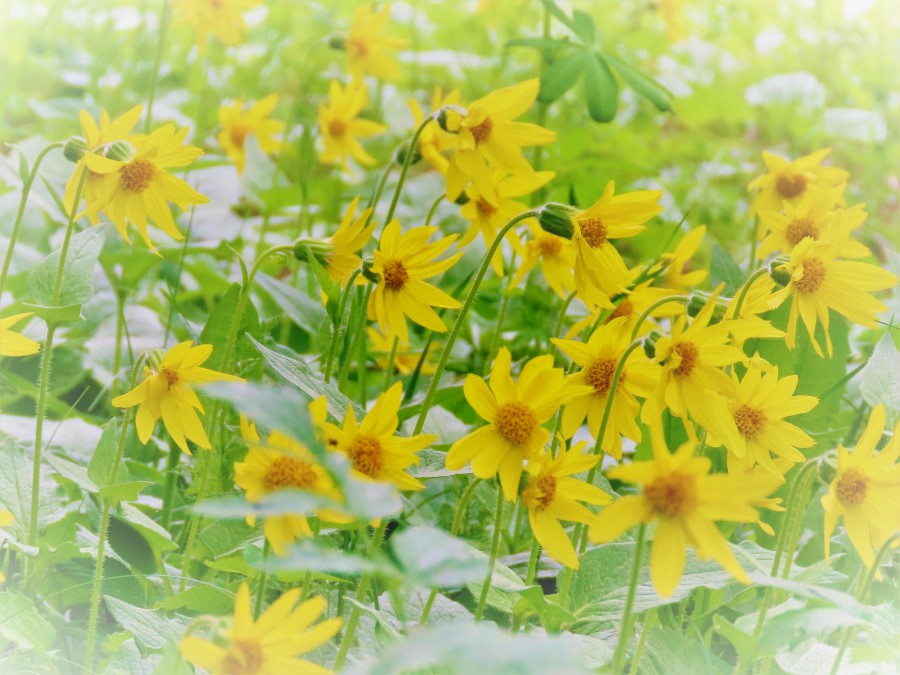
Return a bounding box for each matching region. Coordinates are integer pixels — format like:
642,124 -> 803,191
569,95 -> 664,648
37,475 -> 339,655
120,159 -> 156,193
347,37 -> 368,58
382,259 -> 409,291
347,435 -> 383,478
229,122 -> 251,147
785,217 -> 820,246
795,257 -> 827,294
528,475 -> 557,511
775,172 -> 807,199
469,116 -> 493,144
160,367 -> 179,389
672,341 -> 699,377
475,197 -> 497,219
644,471 -> 698,518
536,234 -> 563,256
495,402 -> 537,446
607,298 -> 634,322
835,468 -> 868,506
733,404 -> 767,438
221,639 -> 265,675
585,358 -> 619,395
262,456 -> 318,491
578,217 -> 607,248
328,119 -> 347,138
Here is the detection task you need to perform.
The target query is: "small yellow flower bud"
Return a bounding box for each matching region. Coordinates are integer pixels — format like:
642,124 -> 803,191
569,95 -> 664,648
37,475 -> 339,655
537,203 -> 578,240
63,136 -> 88,163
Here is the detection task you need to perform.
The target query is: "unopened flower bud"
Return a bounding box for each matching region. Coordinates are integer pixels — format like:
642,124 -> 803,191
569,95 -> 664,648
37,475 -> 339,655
537,203 -> 578,240
393,140 -> 421,166
768,256 -> 792,287
435,105 -> 464,133
454,193 -> 470,207
63,136 -> 88,163
360,258 -> 380,284
231,197 -> 263,219
818,453 -> 837,486
145,348 -> 166,372
106,140 -> 136,163
293,238 -> 333,265
643,331 -> 662,359
687,291 -> 728,324
327,34 -> 346,51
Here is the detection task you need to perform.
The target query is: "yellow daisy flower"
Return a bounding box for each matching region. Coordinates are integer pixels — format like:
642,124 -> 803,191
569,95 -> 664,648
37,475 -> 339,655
111,341 -> 243,454
322,196 -> 376,285
661,225 -> 707,292
445,348 -> 584,500
172,0 -> 261,48
0,312 -> 40,357
748,148 -> 849,214
409,88 -> 463,175
83,124 -> 209,251
345,3 -> 408,80
590,423 -> 776,597
318,78 -> 386,169
367,219 -> 462,343
217,94 -> 284,173
566,278 -> 680,339
769,233 -> 898,356
324,383 -> 435,491
522,442 -> 612,569
511,222 -> 577,298
822,404 -> 900,569
444,79 -> 555,203
180,583 -> 340,674
552,317 -> 659,458
0,510 -> 12,582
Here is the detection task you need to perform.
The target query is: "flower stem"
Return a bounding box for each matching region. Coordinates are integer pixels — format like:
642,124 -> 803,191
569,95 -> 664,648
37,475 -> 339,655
338,285 -> 370,389
254,539 -> 271,620
424,194 -> 444,227
611,522 -> 646,673
145,0 -> 170,133
178,450 -> 214,593
382,336 -> 399,392
413,211 -> 537,435
731,267 -> 769,320
324,270 -> 361,383
383,116 -> 432,224
629,295 -> 690,341
474,485 -> 505,622
160,439 -> 181,530
524,537 -> 540,586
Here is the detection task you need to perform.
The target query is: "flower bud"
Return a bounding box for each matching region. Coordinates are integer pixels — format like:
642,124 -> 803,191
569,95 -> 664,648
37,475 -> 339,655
393,140 -> 421,166
145,348 -> 167,372
63,136 -> 88,163
818,453 -> 837,486
231,197 -> 263,219
642,331 -> 662,359
435,105 -> 464,133
327,34 -> 346,50
106,141 -> 136,163
537,203 -> 578,240
686,291 -> 728,324
454,193 -> 470,207
293,238 -> 333,265
768,256 -> 792,287
360,258 -> 380,284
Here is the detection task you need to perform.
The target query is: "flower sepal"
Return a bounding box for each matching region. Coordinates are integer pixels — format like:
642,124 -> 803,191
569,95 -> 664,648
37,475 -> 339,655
768,255 -> 792,287
63,137 -> 88,163
687,290 -> 728,324
537,203 -> 578,240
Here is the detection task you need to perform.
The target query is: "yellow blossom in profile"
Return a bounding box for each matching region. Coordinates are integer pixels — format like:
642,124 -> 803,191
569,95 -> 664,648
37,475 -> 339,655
368,327 -> 435,376
769,232 -> 897,356
661,225 -> 707,292
83,124 -> 209,251
318,78 -> 386,169
172,0 -> 261,48
522,443 -> 611,569
410,88 -> 463,175
512,223 -> 576,298
367,220 -> 462,342
0,313 -> 40,357
111,341 -> 243,454
444,79 -> 555,203
217,95 -> 284,173
748,148 -> 849,214
822,404 -> 900,569
325,383 -> 435,491
345,3 -> 408,80
180,583 -> 340,674
590,422 -> 776,597
552,318 -> 659,458
321,197 -> 376,285
566,278 -> 680,339
446,348 -> 585,500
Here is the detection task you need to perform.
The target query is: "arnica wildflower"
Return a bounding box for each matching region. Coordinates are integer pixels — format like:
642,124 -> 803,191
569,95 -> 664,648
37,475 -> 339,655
344,3 -> 408,81
0,511 -> 12,581
822,404 -> 900,569
111,341 -> 243,454
522,442 -> 612,569
324,383 -> 435,491
566,277 -> 681,339
317,196 -> 377,285
367,219 -> 462,342
410,88 -> 463,175
748,148 -> 849,214
512,222 -> 577,298
172,0 -> 261,48
590,422 -> 778,597
446,348 -> 587,501
180,583 -> 340,675
0,312 -> 40,357
83,124 -> 209,251
661,225 -> 708,292
217,94 -> 285,173
318,78 -> 386,169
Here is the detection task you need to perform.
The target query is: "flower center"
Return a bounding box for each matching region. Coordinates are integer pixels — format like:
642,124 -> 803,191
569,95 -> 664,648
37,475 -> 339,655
221,639 -> 265,675
475,197 -> 497,219
644,472 -> 698,518
495,402 -> 537,446
347,37 -> 368,58
733,404 -> 767,438
526,475 -> 557,511
795,257 -> 827,294
328,118 -> 347,138
382,259 -> 409,291
469,116 -> 493,144
262,456 -> 318,491
229,122 -> 251,147
672,341 -> 699,377
536,234 -> 563,256
578,217 -> 607,248
835,468 -> 868,506
785,217 -> 820,246
585,358 -> 618,395
347,435 -> 384,478
120,159 -> 155,193
776,172 -> 807,199
160,367 -> 179,389
607,298 -> 634,322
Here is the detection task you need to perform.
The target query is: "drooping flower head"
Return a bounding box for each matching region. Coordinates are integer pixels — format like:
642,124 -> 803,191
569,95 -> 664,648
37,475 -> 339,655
111,341 -> 243,454
322,196 -> 376,285
512,222 -> 576,298
172,0 -> 261,48
0,312 -> 40,357
565,277 -> 680,339
180,583 -> 340,674
318,78 -> 386,169
344,3 -> 408,80
410,88 -> 463,175
661,225 -> 707,292
217,95 -> 284,173
748,148 -> 849,214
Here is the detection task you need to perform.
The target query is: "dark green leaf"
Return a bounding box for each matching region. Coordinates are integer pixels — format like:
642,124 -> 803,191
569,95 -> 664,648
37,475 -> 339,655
583,54 -> 618,123
538,52 -> 587,105
255,272 -> 327,336
710,243 -> 744,296
88,420 -> 120,490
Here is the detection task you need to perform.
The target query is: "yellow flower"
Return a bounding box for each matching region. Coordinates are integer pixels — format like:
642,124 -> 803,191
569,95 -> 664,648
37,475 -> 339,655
511,222 -> 576,298
552,318 -> 659,459
367,219 -> 462,342
111,341 -> 243,454
345,3 -> 408,80
64,105 -> 143,223
444,79 -> 555,203
409,88 -> 463,175
318,78 -> 386,169
566,278 -> 680,339
658,0 -> 686,42
172,0 -> 261,48
367,326 -> 435,376
323,197 -> 376,285
83,124 -> 209,251
661,225 -> 707,292
180,583 -> 340,675
217,95 -> 284,173
748,148 -> 849,214
822,404 -> 900,569
0,510 -> 11,582
234,417 -> 348,556
727,456 -> 790,536
769,233 -> 898,356
522,442 -> 612,569
0,313 -> 40,357
590,423 -> 776,597
571,181 -> 664,308
324,383 -> 435,491
446,348 -> 583,500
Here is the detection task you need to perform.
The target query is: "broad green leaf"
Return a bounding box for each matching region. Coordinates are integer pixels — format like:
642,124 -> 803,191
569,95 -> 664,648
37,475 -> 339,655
20,302 -> 83,324
466,555 -> 528,613
390,525 -> 487,588
25,227 -> 104,319
0,590 -> 56,650
88,419 -> 121,489
538,52 -> 586,104
198,282 -> 260,373
103,596 -> 189,652
0,437 -> 62,536
758,606 -> 871,652
45,452 -> 98,493
712,614 -> 761,660
118,502 -> 176,553
604,53 -> 674,113
583,54 -> 618,123
859,332 -> 900,426
255,272 -> 327,336
158,586 -> 234,615
258,538 -> 395,577
710,242 -> 744,296
100,481 -> 150,504
641,626 -> 731,674
571,9 -> 595,44
305,244 -> 340,314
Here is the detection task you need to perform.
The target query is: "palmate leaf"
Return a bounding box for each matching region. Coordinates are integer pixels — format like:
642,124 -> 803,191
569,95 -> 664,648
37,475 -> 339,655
584,53 -> 619,123
538,52 -> 587,104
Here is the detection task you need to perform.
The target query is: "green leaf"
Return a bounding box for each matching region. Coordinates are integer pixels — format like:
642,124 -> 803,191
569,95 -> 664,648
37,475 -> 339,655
118,502 -> 176,553
158,586 -> 234,615
571,9 -> 595,44
305,245 -> 340,316
710,243 -> 744,296
712,614 -> 761,660
25,227 -> 104,318
505,37 -> 572,51
255,272 -> 327,336
20,302 -> 84,324
604,53 -> 674,113
259,538 -> 396,577
641,626 -> 731,674
194,491 -> 338,519
758,607 -> 870,652
466,556 -> 528,613
99,481 -> 149,504
88,420 -> 120,489
0,437 -> 62,536
538,52 -> 586,104
45,452 -> 98,493
390,525 -> 487,588
583,54 -> 618,123
859,332 -> 900,426
103,596 -> 189,652
198,283 -> 260,373
0,590 -> 57,650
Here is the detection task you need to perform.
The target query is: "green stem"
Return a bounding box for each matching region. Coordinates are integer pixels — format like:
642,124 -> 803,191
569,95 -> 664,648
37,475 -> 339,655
338,285 -> 370,390
629,295 -> 690,341
484,269 -> 515,374
178,450 -> 214,593
629,608 -> 657,675
474,485 -> 505,622
413,211 -> 537,434
111,289 -> 128,398
324,270 -> 361,382
254,539 -> 271,620
524,537 -> 540,586
611,522 -> 646,673
145,0 -> 170,133
160,440 -> 181,530
383,116 -> 432,224
424,195 -> 444,227
551,291 -> 578,348
731,267 -> 768,320
382,336 -> 399,392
